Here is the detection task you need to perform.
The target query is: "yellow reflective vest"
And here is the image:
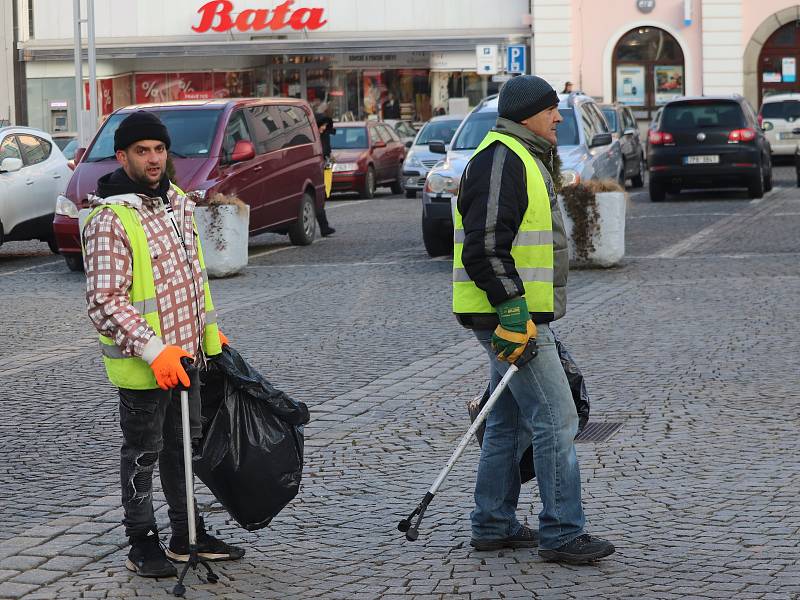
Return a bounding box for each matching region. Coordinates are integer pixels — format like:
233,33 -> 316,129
453,131 -> 554,315
85,187 -> 221,390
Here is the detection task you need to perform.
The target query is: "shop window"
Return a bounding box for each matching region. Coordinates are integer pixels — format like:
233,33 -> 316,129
613,27 -> 685,114
758,21 -> 800,106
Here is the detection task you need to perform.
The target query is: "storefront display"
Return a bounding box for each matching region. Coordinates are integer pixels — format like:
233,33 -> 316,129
653,65 -> 684,105
615,65 -> 645,105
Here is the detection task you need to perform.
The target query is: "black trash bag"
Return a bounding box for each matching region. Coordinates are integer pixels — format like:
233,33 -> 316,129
466,329 -> 590,484
194,345 -> 310,531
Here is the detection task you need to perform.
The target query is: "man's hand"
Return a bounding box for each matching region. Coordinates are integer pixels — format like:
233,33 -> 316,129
150,346 -> 192,390
218,331 -> 229,347
492,297 -> 537,363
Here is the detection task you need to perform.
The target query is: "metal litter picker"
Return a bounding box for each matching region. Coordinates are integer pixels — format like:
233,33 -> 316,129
173,359 -> 219,597
398,341 -> 538,542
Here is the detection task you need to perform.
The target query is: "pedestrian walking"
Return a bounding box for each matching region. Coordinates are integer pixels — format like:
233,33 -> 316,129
315,113 -> 336,237
453,75 -> 615,564
82,111 -> 245,579
562,81 -> 574,94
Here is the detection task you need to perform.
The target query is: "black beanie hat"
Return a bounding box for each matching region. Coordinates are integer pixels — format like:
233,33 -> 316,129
497,75 -> 559,123
113,110 -> 171,152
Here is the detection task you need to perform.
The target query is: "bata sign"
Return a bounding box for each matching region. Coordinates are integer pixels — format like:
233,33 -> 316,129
192,0 -> 327,32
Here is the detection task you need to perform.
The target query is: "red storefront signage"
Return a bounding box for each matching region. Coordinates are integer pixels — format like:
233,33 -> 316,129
192,0 -> 327,33
133,72 -> 254,104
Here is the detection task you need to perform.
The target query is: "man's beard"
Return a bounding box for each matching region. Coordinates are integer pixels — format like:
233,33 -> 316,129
131,164 -> 162,188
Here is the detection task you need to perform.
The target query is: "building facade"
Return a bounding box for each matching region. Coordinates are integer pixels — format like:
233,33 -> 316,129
1,1 -> 16,126
13,0 -> 800,133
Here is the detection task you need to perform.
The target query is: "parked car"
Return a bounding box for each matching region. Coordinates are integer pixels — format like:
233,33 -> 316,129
401,115 -> 464,198
599,102 -> 646,187
421,92 -> 622,256
54,98 -> 325,271
382,119 -> 418,147
647,94 -> 772,202
329,121 -> 406,198
52,133 -> 79,161
0,126 -> 71,251
758,93 -> 800,156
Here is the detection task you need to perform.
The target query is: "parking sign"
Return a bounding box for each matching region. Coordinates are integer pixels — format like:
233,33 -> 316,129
507,45 -> 526,74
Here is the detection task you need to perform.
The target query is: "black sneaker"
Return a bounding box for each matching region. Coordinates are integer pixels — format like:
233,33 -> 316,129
321,226 -> 336,237
470,525 -> 539,551
125,533 -> 177,578
166,530 -> 245,562
538,534 -> 615,564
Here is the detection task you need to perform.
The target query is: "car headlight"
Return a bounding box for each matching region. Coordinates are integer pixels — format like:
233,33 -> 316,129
426,173 -> 460,195
561,169 -> 581,187
332,162 -> 359,172
55,194 -> 79,218
762,121 -> 774,132
404,153 -> 423,169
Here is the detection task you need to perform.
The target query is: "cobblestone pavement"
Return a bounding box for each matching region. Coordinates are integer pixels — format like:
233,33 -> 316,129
1,167 -> 799,599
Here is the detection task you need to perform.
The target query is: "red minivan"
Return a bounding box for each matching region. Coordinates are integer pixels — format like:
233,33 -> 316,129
54,98 -> 325,271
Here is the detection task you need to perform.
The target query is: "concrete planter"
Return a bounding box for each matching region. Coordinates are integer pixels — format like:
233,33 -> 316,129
194,203 -> 250,278
558,191 -> 626,268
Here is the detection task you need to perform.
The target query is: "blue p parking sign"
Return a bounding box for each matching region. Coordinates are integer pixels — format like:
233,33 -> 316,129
507,45 -> 526,74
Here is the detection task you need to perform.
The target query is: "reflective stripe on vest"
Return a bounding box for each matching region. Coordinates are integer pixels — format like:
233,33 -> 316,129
86,185 -> 221,390
452,131 -> 554,315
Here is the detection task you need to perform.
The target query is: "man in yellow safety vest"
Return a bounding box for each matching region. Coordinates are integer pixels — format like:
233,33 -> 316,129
83,111 -> 244,578
453,76 -> 615,564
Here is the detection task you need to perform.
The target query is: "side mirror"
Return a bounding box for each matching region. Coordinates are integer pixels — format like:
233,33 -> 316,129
74,147 -> 86,164
373,139 -> 386,148
590,133 -> 613,148
428,140 -> 447,154
405,140 -> 413,149
623,128 -> 636,136
0,157 -> 22,173
231,140 -> 256,162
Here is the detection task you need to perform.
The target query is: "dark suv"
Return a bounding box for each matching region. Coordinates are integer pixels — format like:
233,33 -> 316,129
647,95 -> 772,201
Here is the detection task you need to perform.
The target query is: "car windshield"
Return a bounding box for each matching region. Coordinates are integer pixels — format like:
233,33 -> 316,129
416,119 -> 462,145
85,109 -> 224,161
451,109 -> 580,150
661,101 -> 745,129
761,100 -> 800,120
330,127 -> 368,149
601,109 -> 618,131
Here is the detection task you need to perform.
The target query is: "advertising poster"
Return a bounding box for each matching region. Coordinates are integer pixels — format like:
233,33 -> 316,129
782,57 -> 796,83
654,65 -> 684,105
615,65 -> 645,105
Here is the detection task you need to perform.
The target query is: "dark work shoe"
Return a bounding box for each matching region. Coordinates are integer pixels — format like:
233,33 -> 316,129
166,530 -> 245,562
538,534 -> 615,564
470,525 -> 539,551
125,534 -> 177,578
321,226 -> 336,237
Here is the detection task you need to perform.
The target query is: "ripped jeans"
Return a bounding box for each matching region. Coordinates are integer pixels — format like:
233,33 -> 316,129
118,369 -> 203,539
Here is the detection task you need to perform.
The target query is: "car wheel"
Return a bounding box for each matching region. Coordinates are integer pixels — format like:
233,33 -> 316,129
288,192 -> 317,246
405,189 -> 417,199
360,166 -> 376,199
47,237 -> 60,255
389,165 -> 404,195
64,253 -> 84,272
631,155 -> 645,188
422,215 -> 453,257
747,163 -> 765,199
649,179 -> 666,202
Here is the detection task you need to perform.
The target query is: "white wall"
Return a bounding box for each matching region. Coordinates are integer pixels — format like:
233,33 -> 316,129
29,0 -> 530,41
532,0 -> 572,93
701,0 -> 744,95
0,1 -> 15,123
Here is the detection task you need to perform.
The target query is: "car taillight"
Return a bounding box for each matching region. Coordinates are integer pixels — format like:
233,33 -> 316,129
728,128 -> 756,143
648,131 -> 674,145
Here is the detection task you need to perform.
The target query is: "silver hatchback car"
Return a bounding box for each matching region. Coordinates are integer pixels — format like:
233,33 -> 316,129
401,115 -> 464,198
421,92 -> 623,256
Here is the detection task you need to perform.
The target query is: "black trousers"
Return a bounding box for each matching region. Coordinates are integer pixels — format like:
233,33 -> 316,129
118,368 -> 203,539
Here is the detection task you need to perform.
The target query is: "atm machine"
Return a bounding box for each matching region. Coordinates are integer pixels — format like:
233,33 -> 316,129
48,100 -> 70,133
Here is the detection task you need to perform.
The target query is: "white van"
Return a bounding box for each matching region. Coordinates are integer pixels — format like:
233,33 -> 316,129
759,93 -> 800,156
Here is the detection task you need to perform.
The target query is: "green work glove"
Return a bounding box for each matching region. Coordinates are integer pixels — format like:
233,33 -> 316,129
491,297 -> 536,363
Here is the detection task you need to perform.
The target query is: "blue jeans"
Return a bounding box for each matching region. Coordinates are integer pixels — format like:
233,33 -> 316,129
471,324 -> 585,550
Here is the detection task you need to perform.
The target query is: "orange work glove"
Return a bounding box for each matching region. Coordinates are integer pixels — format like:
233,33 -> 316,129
218,331 -> 229,347
150,346 -> 192,390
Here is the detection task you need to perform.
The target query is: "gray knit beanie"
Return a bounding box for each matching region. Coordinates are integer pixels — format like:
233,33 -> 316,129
497,75 -> 559,123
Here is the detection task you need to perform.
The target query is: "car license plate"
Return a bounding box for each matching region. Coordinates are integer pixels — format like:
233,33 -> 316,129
684,155 -> 719,165
779,132 -> 800,140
